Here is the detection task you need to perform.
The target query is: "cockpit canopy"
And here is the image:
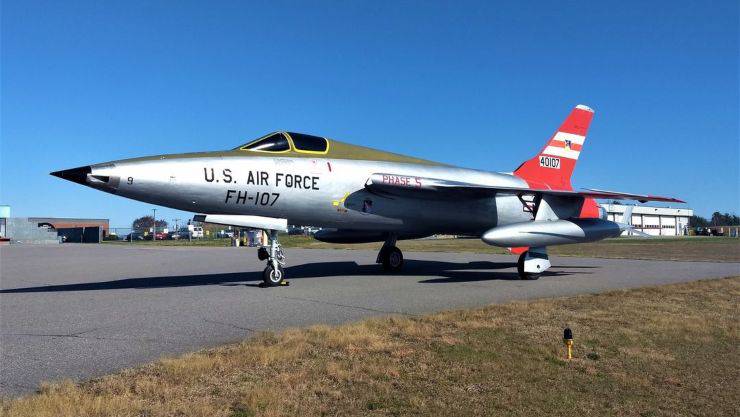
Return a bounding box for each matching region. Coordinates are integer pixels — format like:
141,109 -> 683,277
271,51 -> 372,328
236,132 -> 329,154
231,131 -> 443,166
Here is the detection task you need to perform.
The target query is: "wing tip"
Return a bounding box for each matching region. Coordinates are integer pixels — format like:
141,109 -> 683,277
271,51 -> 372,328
648,195 -> 686,204
581,188 -> 685,204
575,104 -> 594,113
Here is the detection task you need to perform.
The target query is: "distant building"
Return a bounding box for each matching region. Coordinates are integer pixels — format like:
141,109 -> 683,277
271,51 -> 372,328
30,217 -> 109,243
30,217 -> 109,236
600,203 -> 693,236
0,208 -> 109,244
0,205 -> 10,243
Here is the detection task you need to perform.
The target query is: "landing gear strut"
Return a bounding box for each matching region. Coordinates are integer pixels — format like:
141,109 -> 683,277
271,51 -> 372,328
259,230 -> 287,286
377,234 -> 403,272
516,247 -> 550,280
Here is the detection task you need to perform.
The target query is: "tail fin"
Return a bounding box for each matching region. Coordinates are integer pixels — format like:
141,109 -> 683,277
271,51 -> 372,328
514,104 -> 594,191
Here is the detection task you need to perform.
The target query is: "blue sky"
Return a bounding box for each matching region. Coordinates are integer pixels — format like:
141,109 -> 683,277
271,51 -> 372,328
2,0 -> 738,227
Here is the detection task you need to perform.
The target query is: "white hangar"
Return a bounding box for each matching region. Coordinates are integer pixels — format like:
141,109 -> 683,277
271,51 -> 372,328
600,203 -> 693,236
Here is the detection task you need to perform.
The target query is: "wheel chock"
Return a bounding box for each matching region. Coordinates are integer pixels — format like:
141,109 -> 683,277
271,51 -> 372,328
257,280 -> 290,288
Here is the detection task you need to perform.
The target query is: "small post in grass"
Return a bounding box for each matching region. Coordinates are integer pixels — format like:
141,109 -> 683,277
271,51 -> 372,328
563,328 -> 573,359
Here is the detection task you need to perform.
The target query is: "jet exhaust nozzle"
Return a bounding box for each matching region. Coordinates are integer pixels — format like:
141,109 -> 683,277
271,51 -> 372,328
482,218 -> 623,248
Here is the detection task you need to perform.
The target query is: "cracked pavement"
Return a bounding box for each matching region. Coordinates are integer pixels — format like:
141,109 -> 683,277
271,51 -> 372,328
1,244 -> 738,397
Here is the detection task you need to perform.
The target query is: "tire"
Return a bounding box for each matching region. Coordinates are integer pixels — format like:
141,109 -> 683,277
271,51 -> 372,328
517,251 -> 539,280
257,247 -> 269,261
263,263 -> 285,286
382,246 -> 404,272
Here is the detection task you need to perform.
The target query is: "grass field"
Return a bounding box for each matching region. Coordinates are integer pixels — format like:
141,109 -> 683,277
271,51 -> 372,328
108,235 -> 740,262
283,235 -> 740,262
3,277 -> 738,416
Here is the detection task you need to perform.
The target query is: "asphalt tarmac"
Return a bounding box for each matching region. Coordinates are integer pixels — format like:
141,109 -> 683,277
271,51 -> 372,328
1,244 -> 738,397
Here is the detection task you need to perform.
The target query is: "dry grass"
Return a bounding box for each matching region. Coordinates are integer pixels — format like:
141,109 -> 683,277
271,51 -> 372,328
3,277 -> 738,417
109,235 -> 740,262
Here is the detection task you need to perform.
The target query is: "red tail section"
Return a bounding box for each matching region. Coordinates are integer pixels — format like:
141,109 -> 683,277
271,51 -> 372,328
514,104 -> 594,191
508,105 -> 598,253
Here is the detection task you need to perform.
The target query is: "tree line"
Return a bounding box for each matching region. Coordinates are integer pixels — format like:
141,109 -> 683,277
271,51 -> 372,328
132,215 -> 168,231
131,216 -> 227,235
689,212 -> 740,227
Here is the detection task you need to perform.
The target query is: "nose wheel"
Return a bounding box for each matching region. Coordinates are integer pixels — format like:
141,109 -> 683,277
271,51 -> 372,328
263,263 -> 285,286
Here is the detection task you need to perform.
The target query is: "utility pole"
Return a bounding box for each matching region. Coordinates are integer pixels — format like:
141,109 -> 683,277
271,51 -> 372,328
152,208 -> 157,241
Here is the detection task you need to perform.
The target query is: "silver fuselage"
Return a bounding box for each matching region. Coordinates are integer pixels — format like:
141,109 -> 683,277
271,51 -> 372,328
88,154 -> 531,236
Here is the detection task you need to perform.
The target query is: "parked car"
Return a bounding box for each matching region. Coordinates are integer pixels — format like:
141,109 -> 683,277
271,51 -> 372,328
191,226 -> 204,238
287,225 -> 321,236
154,232 -> 168,240
696,227 -> 716,236
217,230 -> 235,238
287,225 -> 304,235
126,232 -> 145,241
172,227 -> 204,239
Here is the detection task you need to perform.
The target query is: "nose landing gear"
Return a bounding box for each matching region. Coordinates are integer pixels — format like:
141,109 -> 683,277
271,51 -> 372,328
259,230 -> 287,286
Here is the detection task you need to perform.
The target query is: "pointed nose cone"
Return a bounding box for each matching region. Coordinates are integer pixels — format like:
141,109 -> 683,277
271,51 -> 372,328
50,166 -> 91,185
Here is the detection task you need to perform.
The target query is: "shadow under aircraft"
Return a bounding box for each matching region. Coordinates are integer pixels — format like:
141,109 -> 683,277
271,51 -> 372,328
0,259 -> 596,294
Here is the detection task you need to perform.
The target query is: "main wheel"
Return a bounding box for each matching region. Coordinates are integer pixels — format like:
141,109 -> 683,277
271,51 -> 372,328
263,263 -> 285,286
381,246 -> 404,272
517,251 -> 539,280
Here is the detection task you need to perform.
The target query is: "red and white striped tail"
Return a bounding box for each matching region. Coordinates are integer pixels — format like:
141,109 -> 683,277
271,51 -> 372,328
513,104 -> 594,191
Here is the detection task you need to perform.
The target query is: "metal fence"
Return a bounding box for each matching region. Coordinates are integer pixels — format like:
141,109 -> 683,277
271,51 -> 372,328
108,228 -> 133,240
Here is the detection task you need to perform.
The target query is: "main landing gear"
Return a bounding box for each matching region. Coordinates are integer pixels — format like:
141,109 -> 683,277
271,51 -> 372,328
257,230 -> 287,287
516,247 -> 551,280
377,234 -> 404,272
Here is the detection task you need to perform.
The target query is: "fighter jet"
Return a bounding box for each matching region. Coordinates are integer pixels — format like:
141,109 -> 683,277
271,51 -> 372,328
52,105 -> 682,285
